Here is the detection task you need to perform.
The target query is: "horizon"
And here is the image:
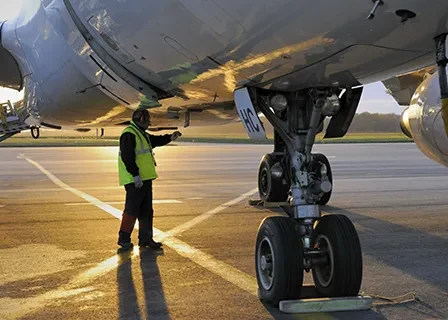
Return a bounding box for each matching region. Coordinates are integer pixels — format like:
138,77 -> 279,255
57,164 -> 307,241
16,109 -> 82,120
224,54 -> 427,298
0,82 -> 404,115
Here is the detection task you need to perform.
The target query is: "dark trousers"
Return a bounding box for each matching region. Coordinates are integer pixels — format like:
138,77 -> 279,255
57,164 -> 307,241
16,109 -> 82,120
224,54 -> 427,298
123,180 -> 154,240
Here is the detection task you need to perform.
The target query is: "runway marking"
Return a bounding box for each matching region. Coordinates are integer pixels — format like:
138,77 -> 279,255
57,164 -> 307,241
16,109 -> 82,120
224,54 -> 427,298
154,228 -> 258,294
10,155 -> 259,319
65,200 -> 183,206
3,183 -> 254,193
167,187 -> 258,236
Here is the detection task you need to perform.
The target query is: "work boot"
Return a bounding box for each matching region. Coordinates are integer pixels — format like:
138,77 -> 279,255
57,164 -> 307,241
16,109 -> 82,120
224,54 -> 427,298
138,215 -> 162,249
117,231 -> 134,250
118,213 -> 137,250
138,238 -> 163,249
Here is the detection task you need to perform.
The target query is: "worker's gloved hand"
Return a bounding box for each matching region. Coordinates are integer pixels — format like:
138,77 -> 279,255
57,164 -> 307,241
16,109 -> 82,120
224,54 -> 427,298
171,131 -> 182,141
133,175 -> 143,188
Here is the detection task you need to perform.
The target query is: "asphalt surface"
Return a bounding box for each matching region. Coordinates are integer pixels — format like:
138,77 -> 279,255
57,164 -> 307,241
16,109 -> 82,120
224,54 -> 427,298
1,143 -> 448,320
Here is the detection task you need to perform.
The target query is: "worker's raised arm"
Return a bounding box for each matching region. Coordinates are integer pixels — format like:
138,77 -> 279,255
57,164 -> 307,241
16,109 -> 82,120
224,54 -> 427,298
149,134 -> 173,148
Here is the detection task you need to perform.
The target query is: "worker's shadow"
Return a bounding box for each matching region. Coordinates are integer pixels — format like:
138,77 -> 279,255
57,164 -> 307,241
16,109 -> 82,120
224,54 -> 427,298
117,248 -> 170,320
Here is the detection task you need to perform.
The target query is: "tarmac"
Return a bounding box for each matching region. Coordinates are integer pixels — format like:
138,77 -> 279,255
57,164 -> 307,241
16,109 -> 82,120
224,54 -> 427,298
0,142 -> 447,319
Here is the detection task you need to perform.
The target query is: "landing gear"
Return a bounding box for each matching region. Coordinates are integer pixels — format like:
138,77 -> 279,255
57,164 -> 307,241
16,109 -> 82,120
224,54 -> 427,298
258,154 -> 289,202
258,152 -> 333,216
312,153 -> 333,206
245,86 -> 363,306
256,216 -> 303,306
312,214 -> 362,297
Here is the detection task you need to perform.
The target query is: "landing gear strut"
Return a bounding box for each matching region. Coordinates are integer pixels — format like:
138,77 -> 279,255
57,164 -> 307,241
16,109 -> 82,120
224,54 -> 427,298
248,87 -> 363,306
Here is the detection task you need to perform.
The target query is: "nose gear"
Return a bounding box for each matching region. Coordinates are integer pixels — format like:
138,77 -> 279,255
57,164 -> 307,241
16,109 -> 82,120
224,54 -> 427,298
236,86 -> 363,306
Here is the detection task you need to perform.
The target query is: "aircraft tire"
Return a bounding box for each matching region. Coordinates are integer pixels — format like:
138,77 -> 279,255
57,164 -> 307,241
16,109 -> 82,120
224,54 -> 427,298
258,154 -> 289,202
312,214 -> 363,297
255,216 -> 304,306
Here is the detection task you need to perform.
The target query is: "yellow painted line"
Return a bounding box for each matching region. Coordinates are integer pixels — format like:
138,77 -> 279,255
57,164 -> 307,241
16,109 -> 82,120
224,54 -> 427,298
1,155 -> 259,319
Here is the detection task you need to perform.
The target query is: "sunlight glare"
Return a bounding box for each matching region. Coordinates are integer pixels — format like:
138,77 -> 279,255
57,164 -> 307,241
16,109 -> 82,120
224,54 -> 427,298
0,87 -> 24,103
0,1 -> 25,102
0,0 -> 23,21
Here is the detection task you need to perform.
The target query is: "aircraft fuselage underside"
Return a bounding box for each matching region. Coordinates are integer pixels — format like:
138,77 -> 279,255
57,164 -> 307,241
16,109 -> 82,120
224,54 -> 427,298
2,0 -> 448,129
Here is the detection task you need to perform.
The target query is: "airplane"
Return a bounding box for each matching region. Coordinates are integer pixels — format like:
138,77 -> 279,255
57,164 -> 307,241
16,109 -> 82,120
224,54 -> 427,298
1,0 -> 448,308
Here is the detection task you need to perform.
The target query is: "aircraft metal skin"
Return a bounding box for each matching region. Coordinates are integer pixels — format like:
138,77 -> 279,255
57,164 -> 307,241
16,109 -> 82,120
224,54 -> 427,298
1,0 -> 448,165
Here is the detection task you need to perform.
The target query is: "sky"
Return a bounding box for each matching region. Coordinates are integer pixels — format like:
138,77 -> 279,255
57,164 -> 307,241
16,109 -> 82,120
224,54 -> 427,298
357,82 -> 403,114
0,0 -> 22,21
0,0 -> 403,115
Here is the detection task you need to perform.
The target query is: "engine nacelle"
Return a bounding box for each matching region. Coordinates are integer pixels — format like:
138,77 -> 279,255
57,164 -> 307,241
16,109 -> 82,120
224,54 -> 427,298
401,70 -> 448,167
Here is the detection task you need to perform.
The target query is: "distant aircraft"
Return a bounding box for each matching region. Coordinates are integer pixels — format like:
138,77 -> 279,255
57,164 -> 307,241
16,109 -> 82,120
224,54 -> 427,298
1,0 -> 447,307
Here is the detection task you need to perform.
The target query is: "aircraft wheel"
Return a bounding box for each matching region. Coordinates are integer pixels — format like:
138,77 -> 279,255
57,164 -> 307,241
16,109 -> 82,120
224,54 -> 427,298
312,214 -> 363,297
312,153 -> 333,205
255,216 -> 304,306
258,154 -> 289,202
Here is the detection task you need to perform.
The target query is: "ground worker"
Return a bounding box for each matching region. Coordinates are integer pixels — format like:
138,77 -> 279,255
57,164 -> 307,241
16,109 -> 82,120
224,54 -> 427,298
117,108 -> 182,250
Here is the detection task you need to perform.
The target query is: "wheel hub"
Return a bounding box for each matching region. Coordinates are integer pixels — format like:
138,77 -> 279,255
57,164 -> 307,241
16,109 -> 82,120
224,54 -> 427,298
313,234 -> 334,288
260,168 -> 269,196
257,237 -> 275,290
260,255 -> 272,271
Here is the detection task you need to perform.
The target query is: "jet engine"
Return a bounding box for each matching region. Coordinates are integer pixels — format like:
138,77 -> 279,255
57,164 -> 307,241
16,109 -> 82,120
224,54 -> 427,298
400,70 -> 448,167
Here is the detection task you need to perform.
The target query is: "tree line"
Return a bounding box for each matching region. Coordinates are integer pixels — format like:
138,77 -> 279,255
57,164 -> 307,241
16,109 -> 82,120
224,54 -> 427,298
346,112 -> 402,133
320,112 -> 402,133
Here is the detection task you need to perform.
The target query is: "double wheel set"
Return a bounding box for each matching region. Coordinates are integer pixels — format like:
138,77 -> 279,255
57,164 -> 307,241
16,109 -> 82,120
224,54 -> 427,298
254,153 -> 363,307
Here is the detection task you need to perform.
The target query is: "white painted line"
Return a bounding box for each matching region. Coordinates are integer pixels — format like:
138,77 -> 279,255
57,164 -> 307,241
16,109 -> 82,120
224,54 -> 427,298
167,187 -> 258,236
22,157 -> 124,220
65,200 -> 182,206
3,183 -> 254,194
12,155 -> 259,319
153,228 -> 258,296
0,252 -> 134,320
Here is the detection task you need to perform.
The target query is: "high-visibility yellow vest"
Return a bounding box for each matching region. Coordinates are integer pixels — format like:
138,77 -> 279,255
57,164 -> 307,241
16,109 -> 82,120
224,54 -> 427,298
118,122 -> 157,185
